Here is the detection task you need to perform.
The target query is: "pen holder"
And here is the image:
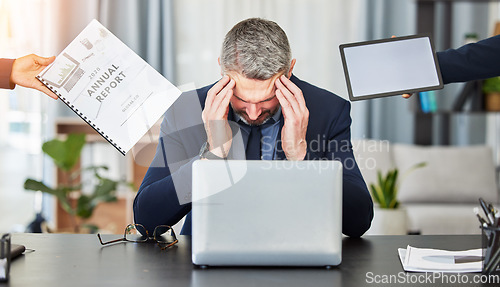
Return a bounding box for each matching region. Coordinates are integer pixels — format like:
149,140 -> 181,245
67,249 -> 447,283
0,233 -> 11,282
482,226 -> 500,275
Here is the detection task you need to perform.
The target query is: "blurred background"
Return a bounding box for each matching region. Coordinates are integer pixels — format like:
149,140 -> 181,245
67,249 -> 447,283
1,0 -> 500,234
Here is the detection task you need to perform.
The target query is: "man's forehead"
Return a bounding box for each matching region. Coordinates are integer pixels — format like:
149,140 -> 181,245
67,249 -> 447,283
228,72 -> 281,102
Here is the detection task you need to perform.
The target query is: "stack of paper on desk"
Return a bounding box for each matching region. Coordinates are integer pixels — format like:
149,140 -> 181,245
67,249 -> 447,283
398,245 -> 483,273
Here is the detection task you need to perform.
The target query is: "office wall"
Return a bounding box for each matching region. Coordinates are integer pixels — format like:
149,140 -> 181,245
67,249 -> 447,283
173,0 -> 366,92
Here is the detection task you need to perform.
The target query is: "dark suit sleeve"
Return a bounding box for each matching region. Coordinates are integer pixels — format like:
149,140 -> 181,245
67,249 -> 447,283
437,35 -> 500,84
306,101 -> 373,238
0,58 -> 16,89
133,111 -> 194,235
133,85 -> 245,236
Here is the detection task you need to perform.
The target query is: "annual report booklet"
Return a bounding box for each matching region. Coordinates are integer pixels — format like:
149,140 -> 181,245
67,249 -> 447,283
37,19 -> 181,155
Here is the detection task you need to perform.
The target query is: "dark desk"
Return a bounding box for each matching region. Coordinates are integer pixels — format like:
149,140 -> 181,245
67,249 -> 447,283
1,234 -> 495,286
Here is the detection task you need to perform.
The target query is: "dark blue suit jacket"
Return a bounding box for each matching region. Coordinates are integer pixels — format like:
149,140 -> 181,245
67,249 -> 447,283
133,75 -> 373,238
437,35 -> 500,84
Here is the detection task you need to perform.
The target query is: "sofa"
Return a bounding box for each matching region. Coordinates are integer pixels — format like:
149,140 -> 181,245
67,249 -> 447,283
352,139 -> 499,235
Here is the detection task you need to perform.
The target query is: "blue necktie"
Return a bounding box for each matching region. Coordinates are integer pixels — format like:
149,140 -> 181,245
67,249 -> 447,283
246,125 -> 261,160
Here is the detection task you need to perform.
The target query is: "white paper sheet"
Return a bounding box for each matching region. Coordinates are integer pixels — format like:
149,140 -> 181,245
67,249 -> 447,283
398,245 -> 483,273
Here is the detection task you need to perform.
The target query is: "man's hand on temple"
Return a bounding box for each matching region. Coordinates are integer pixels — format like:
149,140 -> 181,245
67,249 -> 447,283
201,75 -> 235,158
10,54 -> 58,99
275,75 -> 309,161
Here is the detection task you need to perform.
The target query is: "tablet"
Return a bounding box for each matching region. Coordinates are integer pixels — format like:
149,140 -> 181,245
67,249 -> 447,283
339,35 -> 443,101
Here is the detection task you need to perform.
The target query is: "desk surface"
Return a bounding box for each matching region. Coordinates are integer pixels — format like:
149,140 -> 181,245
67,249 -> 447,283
0,233 -> 494,286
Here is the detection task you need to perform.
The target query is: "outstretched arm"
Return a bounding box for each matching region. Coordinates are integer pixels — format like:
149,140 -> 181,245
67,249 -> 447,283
437,34 -> 500,84
1,54 -> 58,99
403,35 -> 500,98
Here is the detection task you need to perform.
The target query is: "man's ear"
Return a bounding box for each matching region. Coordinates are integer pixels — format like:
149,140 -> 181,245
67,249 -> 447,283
218,58 -> 223,76
287,59 -> 296,78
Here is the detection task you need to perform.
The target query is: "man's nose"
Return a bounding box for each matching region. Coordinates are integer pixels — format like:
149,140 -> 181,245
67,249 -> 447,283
246,104 -> 261,120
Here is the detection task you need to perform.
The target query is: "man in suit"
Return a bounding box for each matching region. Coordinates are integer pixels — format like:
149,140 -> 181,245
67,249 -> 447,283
134,18 -> 373,238
0,54 -> 57,99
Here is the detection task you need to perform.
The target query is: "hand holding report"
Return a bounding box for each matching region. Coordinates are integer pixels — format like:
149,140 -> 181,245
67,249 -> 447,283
37,19 -> 181,155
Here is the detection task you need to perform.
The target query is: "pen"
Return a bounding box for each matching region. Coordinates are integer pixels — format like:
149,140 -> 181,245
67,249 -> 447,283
474,207 -> 488,227
488,203 -> 495,214
424,255 -> 483,264
479,198 -> 495,225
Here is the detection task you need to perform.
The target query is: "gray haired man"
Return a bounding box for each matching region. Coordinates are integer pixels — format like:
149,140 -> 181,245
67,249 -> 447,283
134,18 -> 373,238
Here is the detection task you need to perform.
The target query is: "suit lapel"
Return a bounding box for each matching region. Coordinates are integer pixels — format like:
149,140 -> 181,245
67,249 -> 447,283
275,112 -> 286,160
228,104 -> 236,122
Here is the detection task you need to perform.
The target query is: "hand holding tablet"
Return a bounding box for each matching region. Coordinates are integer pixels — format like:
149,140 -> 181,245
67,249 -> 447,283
340,35 -> 443,101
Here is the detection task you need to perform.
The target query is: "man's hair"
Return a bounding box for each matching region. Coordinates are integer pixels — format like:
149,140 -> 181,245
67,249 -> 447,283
220,18 -> 292,80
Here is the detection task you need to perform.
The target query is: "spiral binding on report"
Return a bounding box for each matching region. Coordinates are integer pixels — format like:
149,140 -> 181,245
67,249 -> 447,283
36,76 -> 126,155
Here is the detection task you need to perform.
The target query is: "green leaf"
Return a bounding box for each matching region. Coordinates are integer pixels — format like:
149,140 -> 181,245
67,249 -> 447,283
382,170 -> 392,200
24,179 -> 57,194
93,178 -> 118,199
369,183 -> 381,204
377,170 -> 384,187
59,196 -> 75,215
42,133 -> 86,171
386,169 -> 398,202
24,179 -> 75,215
370,169 -> 401,209
483,76 -> 500,94
76,195 -> 95,219
389,199 -> 399,209
24,179 -> 69,199
370,182 -> 387,208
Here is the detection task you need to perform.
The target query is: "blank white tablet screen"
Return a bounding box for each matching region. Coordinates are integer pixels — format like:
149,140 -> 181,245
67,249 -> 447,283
343,37 -> 441,99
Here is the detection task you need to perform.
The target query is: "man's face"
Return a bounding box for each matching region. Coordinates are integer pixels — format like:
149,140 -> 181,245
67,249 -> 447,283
228,72 -> 281,126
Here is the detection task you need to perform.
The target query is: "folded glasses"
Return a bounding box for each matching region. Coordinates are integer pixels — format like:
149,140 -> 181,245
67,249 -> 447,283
97,224 -> 178,250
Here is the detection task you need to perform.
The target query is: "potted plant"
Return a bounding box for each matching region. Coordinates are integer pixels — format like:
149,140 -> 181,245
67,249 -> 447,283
24,133 -> 132,233
367,162 -> 426,235
483,76 -> 500,111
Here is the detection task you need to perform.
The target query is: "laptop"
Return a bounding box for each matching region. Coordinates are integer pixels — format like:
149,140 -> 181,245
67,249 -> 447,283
191,160 -> 343,267
340,35 -> 443,101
